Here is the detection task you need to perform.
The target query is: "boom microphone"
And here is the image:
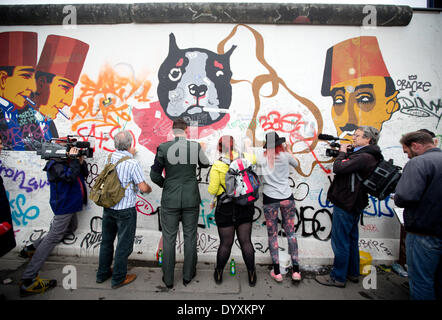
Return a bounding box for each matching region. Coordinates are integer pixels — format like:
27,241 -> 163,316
74,141 -> 91,148
318,134 -> 350,141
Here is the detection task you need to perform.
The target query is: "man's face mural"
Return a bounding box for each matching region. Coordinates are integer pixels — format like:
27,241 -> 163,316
322,36 -> 399,140
0,32 -> 37,109
0,66 -> 36,109
35,35 -> 89,119
157,33 -> 236,127
36,74 -> 75,119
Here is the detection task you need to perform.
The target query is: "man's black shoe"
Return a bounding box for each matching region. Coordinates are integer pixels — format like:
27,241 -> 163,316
162,276 -> 173,289
183,271 -> 196,286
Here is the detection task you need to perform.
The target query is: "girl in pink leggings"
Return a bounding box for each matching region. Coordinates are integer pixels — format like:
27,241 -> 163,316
257,132 -> 301,282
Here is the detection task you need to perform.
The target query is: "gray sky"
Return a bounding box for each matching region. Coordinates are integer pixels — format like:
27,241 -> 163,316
0,0 -> 429,8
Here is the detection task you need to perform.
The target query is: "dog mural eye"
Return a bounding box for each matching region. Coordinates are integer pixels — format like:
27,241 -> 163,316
214,60 -> 224,78
168,67 -> 182,82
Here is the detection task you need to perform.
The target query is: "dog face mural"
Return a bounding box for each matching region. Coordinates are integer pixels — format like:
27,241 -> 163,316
157,33 -> 236,127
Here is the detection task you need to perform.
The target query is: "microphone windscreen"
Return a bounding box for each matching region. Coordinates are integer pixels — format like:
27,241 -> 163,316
74,141 -> 90,148
318,134 -> 336,140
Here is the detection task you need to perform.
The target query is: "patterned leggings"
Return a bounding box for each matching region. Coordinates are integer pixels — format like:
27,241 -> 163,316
263,200 -> 299,267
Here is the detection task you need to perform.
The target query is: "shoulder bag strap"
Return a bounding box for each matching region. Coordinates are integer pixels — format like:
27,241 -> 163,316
113,155 -> 134,190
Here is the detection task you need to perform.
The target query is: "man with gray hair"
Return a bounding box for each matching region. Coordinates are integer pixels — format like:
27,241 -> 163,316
316,126 -> 383,287
96,130 -> 152,289
394,131 -> 442,300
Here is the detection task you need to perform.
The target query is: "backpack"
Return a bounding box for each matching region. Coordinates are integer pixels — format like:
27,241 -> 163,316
220,156 -> 260,206
357,159 -> 402,200
89,154 -> 132,208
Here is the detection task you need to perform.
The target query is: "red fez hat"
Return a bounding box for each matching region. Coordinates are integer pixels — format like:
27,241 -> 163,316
36,35 -> 89,84
322,36 -> 390,96
0,31 -> 37,67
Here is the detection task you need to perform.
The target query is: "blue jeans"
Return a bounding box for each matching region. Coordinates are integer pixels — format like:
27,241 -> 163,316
97,207 -> 137,287
406,233 -> 442,300
330,206 -> 360,283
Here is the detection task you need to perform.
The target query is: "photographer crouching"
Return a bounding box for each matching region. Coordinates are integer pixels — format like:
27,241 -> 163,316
19,138 -> 89,297
316,126 -> 383,287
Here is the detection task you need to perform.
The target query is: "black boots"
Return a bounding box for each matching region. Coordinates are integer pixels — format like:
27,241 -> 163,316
214,267 -> 256,286
214,268 -> 223,284
248,269 -> 257,287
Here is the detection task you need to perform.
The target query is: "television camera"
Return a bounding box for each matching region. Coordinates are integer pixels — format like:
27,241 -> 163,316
318,134 -> 353,157
36,136 -> 93,160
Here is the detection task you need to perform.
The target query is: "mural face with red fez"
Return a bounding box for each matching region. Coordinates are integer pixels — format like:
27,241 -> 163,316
35,35 -> 89,120
0,31 -> 37,110
157,33 -> 236,127
322,36 -> 400,141
0,66 -> 36,109
36,74 -> 75,119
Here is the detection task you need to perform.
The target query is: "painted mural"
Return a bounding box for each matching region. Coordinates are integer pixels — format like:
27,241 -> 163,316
0,32 -> 88,151
321,36 -> 400,141
0,15 -> 440,265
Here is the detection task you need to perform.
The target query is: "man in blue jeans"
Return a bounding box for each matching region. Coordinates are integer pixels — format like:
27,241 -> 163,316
394,131 -> 442,300
316,126 -> 383,287
96,131 -> 152,289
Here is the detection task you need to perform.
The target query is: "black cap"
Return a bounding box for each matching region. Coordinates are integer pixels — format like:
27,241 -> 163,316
263,132 -> 286,149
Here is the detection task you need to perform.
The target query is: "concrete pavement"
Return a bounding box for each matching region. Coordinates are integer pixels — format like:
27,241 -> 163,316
0,251 -> 410,301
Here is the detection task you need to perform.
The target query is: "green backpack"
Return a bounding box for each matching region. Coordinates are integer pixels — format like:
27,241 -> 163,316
90,154 -> 132,208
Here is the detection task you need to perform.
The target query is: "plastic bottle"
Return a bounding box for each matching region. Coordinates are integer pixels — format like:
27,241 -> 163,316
230,258 -> 236,276
392,263 -> 408,277
158,249 -> 163,266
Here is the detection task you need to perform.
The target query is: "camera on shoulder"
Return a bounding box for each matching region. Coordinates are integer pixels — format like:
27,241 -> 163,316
318,133 -> 353,158
36,136 -> 93,160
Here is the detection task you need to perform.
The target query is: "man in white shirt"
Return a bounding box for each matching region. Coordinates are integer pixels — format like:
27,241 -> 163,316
96,130 -> 151,289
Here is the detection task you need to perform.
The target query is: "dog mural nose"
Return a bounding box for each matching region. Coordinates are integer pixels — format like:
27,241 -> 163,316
188,84 -> 207,98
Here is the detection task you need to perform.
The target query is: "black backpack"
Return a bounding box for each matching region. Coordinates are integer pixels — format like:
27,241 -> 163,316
357,159 -> 402,200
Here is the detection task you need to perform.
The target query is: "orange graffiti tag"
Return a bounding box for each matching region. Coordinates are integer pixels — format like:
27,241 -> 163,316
70,64 -> 152,134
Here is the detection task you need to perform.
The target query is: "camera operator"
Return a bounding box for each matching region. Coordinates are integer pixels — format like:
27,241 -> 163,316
316,126 -> 383,288
19,140 -> 88,297
0,136 -> 16,259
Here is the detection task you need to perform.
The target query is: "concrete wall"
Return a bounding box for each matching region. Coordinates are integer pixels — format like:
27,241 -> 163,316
0,3 -> 440,266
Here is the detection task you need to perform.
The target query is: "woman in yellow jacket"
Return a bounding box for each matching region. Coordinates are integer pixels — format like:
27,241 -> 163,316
208,135 -> 257,287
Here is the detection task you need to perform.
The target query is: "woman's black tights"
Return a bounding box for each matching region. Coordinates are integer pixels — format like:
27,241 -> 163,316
216,222 -> 255,271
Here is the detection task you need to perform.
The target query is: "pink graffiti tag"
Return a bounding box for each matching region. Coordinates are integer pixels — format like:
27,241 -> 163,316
135,195 -> 154,216
259,111 -> 330,174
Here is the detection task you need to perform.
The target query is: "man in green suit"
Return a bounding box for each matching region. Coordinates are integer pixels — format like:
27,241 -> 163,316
150,119 -> 210,288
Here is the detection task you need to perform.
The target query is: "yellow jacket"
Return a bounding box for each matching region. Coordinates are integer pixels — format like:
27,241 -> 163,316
208,151 -> 256,196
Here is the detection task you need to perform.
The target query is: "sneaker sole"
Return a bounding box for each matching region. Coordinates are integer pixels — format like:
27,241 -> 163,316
270,276 -> 283,283
20,284 -> 56,297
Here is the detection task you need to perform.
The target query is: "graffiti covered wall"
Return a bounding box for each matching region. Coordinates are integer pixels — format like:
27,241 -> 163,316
1,10 -> 441,265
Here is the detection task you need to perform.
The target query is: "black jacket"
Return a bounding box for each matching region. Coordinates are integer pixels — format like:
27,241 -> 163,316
327,144 -> 383,214
394,148 -> 442,238
0,176 -> 15,257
